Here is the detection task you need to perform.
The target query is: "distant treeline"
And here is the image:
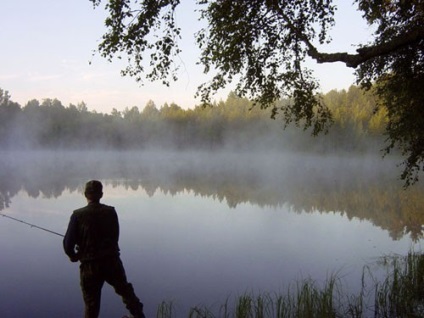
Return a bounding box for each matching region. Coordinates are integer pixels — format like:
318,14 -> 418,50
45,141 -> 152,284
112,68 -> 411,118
0,86 -> 388,151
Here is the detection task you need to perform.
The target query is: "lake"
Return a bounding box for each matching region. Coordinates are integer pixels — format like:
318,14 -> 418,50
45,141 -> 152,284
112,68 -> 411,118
0,150 -> 423,317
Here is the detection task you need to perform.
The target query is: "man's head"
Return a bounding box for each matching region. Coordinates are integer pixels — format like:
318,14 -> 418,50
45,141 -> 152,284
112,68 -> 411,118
84,180 -> 103,202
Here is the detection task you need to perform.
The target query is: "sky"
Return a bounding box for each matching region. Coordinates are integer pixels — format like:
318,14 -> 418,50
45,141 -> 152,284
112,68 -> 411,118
0,0 -> 375,114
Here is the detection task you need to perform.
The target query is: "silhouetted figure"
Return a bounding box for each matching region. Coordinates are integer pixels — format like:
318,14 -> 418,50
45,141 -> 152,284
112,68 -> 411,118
64,180 -> 145,318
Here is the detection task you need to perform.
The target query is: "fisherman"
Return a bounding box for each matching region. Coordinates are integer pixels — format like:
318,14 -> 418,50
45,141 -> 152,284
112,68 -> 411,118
63,180 -> 145,318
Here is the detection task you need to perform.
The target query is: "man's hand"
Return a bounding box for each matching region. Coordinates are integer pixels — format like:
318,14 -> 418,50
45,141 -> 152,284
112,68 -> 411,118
70,245 -> 80,262
69,255 -> 79,263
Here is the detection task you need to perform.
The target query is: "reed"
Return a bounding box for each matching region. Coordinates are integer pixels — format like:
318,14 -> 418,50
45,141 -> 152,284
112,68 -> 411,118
374,252 -> 424,317
158,251 -> 424,318
156,300 -> 175,318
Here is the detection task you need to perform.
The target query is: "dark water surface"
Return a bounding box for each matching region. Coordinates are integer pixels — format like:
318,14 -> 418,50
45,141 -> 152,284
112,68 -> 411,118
0,150 -> 423,317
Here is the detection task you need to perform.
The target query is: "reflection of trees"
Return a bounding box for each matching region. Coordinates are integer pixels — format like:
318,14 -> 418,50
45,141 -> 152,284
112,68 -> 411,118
1,151 -> 423,241
0,191 -> 11,211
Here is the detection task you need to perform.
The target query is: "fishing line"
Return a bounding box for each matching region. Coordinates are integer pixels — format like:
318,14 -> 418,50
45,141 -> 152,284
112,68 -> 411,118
0,213 -> 64,237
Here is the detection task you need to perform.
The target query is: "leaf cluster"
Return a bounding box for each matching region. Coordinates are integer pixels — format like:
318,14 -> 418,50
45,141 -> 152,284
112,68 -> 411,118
91,0 -> 182,85
196,0 -> 336,135
355,0 -> 424,186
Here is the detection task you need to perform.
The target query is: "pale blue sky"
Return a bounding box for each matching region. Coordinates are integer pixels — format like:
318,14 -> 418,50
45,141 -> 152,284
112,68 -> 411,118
0,1 -> 374,114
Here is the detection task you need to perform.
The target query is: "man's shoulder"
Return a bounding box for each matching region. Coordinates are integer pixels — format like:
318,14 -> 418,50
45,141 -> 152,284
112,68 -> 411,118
99,203 -> 116,211
73,203 -> 116,214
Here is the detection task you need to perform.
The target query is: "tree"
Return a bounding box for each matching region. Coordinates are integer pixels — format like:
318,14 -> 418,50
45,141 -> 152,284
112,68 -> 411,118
89,0 -> 424,185
141,100 -> 160,120
0,89 -> 21,146
0,88 -> 12,106
123,105 -> 141,123
77,101 -> 89,113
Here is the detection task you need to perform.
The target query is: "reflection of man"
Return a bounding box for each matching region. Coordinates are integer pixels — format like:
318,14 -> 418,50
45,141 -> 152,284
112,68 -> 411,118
63,180 -> 145,318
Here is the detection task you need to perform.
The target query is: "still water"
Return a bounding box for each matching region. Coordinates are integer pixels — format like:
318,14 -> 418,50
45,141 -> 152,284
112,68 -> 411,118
0,150 -> 423,317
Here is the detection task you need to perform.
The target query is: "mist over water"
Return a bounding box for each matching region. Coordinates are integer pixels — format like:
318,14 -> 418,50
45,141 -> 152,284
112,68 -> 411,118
0,150 -> 423,317
0,150 -> 419,239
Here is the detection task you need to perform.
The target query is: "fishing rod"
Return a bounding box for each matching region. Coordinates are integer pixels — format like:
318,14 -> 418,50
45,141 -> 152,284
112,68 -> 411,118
0,213 -> 64,237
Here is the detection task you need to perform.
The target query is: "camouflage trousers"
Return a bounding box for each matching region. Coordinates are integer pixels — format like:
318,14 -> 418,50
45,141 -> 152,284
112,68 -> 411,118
80,256 -> 144,318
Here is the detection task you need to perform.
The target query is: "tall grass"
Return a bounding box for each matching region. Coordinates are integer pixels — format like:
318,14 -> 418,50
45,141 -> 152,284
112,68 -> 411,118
157,251 -> 424,318
156,300 -> 175,318
374,252 -> 424,317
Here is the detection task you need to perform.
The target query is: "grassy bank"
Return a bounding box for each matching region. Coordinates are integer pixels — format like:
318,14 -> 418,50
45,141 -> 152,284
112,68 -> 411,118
155,251 -> 424,318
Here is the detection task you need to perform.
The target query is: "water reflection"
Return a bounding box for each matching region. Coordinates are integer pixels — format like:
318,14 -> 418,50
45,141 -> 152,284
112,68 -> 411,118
1,150 -> 423,241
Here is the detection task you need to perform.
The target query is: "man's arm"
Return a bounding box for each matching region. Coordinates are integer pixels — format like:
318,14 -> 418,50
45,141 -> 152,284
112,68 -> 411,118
63,214 -> 79,262
111,207 -> 120,242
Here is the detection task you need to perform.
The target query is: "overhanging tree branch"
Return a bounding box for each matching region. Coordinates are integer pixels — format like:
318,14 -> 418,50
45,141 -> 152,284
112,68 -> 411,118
307,26 -> 424,68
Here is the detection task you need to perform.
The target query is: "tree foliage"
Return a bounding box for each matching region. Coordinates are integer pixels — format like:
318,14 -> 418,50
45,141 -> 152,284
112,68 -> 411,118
354,1 -> 424,186
88,0 -> 424,185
